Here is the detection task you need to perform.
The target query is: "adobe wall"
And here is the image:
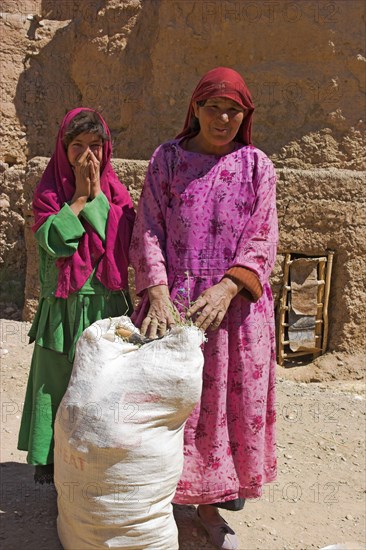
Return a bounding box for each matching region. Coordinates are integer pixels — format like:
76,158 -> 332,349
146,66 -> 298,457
19,158 -> 366,354
0,0 -> 365,355
1,0 -> 364,164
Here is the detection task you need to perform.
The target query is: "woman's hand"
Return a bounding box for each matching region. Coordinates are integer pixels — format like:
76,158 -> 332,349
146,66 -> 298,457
70,148 -> 101,215
72,147 -> 92,200
187,278 -> 240,331
88,150 -> 101,199
141,285 -> 178,339
70,148 -> 92,215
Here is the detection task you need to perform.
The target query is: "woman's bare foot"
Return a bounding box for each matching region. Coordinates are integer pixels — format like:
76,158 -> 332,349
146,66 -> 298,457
197,504 -> 225,525
195,505 -> 238,549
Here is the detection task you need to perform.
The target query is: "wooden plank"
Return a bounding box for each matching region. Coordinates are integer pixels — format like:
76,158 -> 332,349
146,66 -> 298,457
284,349 -> 322,358
313,259 -> 326,359
322,251 -> 335,353
277,253 -> 291,366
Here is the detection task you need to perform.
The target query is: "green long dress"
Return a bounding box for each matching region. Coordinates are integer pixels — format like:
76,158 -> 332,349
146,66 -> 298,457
17,193 -> 132,465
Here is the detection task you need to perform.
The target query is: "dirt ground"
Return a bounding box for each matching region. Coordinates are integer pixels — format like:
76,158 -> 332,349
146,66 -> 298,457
0,319 -> 365,550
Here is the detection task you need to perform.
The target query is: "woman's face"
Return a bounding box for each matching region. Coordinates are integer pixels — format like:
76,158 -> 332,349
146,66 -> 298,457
67,132 -> 103,167
193,97 -> 246,148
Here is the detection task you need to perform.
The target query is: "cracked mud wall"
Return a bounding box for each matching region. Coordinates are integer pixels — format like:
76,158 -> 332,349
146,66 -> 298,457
1,1 -> 365,164
0,0 -> 365,354
21,159 -> 366,354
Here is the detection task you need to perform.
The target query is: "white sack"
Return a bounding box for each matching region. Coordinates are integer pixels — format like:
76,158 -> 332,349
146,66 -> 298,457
54,316 -> 204,550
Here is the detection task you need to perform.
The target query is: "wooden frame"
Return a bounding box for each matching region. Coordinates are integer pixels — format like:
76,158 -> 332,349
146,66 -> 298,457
277,251 -> 334,366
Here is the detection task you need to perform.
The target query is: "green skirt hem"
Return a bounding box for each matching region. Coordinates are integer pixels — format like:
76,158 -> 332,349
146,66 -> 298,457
17,345 -> 72,465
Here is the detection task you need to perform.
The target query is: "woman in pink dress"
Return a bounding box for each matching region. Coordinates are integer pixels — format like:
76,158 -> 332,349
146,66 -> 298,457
130,67 -> 278,550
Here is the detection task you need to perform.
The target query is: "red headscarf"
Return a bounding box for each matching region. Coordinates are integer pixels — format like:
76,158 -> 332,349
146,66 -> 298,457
32,108 -> 135,298
176,67 -> 255,145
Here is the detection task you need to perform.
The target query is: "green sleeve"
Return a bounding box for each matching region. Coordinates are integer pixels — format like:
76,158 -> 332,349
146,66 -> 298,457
35,203 -> 85,258
80,192 -> 110,241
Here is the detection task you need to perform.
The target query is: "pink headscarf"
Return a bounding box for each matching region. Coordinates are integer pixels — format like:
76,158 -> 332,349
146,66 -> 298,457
32,107 -> 135,298
176,67 -> 255,145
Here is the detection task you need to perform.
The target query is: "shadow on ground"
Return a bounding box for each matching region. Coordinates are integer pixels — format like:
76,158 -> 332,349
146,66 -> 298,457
0,462 -> 215,549
0,462 -> 61,550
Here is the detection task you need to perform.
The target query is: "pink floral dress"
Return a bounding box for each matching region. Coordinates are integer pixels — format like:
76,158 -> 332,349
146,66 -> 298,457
130,139 -> 278,503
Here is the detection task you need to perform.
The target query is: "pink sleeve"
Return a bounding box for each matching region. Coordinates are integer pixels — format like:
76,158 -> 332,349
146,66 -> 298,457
230,154 -> 278,286
129,146 -> 170,295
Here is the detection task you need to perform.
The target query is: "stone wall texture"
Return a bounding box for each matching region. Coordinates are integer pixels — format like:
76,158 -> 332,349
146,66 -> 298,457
1,0 -> 365,355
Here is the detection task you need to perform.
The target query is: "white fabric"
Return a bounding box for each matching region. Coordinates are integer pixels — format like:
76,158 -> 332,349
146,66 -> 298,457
54,316 -> 204,550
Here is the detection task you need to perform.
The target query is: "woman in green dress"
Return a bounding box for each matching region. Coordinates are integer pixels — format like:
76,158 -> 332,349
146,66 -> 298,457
18,108 -> 135,483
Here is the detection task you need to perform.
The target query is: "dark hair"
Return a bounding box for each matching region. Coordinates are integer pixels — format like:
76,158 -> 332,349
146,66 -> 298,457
63,110 -> 110,149
190,100 -> 206,132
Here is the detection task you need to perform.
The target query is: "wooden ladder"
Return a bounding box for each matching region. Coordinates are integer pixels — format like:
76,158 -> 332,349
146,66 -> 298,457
277,251 -> 334,366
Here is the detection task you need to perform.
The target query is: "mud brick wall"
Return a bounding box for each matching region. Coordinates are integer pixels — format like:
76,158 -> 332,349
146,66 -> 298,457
20,159 -> 366,354
1,0 -> 365,353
